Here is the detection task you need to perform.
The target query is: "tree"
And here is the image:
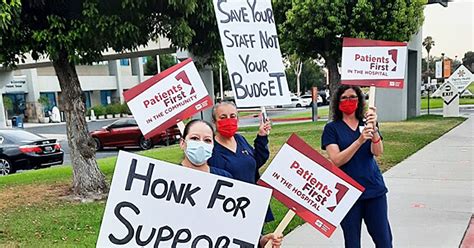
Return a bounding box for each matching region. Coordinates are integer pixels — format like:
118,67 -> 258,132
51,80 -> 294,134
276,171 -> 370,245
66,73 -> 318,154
274,0 -> 425,105
286,59 -> 325,94
462,51 -> 474,71
287,54 -> 304,96
422,36 -> 435,74
144,54 -> 177,75
0,0 -> 197,197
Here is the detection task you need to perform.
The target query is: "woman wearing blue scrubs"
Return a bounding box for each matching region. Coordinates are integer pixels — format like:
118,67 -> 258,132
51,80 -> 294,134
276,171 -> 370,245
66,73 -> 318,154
321,85 -> 392,248
179,119 -> 283,248
207,101 -> 274,222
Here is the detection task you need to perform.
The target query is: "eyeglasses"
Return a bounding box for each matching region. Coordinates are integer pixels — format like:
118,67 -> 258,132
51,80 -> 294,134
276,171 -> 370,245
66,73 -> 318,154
340,95 -> 358,101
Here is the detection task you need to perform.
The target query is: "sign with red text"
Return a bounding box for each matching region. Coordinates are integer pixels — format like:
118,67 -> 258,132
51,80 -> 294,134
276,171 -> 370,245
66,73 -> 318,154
341,37 -> 408,89
124,59 -> 212,139
258,134 -> 364,237
97,151 -> 272,248
213,0 -> 291,107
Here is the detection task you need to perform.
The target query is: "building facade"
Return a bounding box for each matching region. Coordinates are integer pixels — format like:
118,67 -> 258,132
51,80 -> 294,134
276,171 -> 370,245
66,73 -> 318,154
1,57 -> 151,123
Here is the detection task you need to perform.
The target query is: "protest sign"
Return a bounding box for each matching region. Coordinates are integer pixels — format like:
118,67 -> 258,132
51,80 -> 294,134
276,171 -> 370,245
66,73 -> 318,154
97,151 -> 272,248
124,59 -> 212,139
259,134 -> 364,237
341,37 -> 408,89
213,0 -> 291,107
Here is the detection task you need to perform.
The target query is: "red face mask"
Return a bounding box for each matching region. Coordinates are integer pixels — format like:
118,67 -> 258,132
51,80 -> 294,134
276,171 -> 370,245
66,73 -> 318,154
339,99 -> 358,115
217,118 -> 238,138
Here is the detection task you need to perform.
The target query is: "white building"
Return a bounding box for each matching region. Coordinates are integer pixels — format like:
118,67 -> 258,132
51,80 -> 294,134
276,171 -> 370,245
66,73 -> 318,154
2,58 -> 151,122
0,39 -> 177,126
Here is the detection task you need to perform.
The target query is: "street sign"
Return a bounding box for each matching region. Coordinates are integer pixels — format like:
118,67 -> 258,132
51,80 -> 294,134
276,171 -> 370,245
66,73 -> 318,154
446,65 -> 473,94
438,81 -> 459,105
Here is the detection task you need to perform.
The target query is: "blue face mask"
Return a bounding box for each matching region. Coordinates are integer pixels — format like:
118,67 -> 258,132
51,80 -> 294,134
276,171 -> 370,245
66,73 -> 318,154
185,140 -> 213,166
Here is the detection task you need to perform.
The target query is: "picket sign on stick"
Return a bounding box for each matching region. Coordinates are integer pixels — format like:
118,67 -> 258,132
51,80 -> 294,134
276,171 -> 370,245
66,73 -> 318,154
258,134 -> 365,238
123,59 -> 213,139
340,37 -> 408,129
264,209 -> 296,248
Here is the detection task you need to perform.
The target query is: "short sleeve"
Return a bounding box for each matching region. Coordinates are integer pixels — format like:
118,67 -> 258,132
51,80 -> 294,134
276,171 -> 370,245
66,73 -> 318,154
321,123 -> 338,150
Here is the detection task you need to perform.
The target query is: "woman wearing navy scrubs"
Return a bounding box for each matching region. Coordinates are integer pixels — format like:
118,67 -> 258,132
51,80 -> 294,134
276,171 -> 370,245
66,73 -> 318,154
321,85 -> 392,248
207,101 -> 274,222
179,119 -> 283,248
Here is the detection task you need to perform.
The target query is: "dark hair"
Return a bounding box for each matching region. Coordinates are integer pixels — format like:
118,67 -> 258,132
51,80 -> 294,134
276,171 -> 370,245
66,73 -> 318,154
212,101 -> 237,122
331,85 -> 365,121
182,119 -> 215,139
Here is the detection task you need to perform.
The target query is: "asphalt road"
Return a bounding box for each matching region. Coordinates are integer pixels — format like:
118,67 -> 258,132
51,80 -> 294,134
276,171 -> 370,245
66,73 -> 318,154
26,118 -> 122,165
24,107 -> 312,165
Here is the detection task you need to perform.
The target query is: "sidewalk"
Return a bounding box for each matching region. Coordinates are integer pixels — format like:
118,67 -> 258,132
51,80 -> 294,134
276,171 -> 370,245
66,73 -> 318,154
283,116 -> 473,247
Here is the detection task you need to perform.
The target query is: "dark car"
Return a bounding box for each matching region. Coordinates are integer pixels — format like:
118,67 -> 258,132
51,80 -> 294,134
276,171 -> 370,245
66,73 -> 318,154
90,118 -> 181,150
0,129 -> 64,176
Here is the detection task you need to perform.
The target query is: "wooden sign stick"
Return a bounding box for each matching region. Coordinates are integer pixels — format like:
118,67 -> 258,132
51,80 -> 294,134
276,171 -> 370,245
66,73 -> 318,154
261,106 -> 270,135
367,86 -> 376,129
177,121 -> 185,135
264,209 -> 296,248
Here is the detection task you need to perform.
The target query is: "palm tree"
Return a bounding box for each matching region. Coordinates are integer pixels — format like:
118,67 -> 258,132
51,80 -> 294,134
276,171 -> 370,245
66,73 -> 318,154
422,36 -> 435,73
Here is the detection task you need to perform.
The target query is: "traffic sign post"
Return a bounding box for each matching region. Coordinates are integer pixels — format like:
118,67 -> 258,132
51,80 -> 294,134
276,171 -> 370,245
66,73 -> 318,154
438,81 -> 459,117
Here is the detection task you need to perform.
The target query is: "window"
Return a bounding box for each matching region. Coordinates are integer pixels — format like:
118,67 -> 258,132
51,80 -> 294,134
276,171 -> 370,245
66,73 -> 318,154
100,90 -> 113,105
120,59 -> 130,66
83,91 -> 91,109
40,92 -> 57,112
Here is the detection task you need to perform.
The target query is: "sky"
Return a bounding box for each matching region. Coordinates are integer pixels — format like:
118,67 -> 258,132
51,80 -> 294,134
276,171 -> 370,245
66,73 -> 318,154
422,0 -> 474,60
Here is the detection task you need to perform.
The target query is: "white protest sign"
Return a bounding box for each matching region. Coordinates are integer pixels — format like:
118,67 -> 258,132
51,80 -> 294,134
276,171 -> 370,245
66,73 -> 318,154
341,37 -> 407,89
213,0 -> 291,107
97,151 -> 272,247
446,65 -> 473,94
259,134 -> 364,237
124,59 -> 213,139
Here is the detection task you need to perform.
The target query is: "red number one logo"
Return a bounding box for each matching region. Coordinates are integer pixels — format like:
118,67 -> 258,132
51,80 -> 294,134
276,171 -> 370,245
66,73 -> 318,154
175,71 -> 195,94
388,49 -> 398,71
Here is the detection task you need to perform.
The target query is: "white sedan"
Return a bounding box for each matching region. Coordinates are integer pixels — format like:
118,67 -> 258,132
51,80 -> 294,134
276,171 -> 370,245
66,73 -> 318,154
279,97 -> 306,108
300,94 -> 323,107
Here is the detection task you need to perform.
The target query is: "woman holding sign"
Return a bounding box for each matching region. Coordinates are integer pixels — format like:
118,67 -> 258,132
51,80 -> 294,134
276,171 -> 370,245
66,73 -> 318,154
179,119 -> 283,248
321,85 -> 391,248
208,101 -> 274,222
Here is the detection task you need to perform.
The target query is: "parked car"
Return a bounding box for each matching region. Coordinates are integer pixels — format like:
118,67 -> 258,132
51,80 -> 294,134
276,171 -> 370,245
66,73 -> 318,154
0,129 -> 64,176
90,118 -> 181,150
278,96 -> 306,108
300,94 -> 323,106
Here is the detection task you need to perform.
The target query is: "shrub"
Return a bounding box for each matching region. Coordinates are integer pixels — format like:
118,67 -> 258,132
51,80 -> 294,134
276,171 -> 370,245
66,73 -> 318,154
120,103 -> 131,115
91,105 -> 106,116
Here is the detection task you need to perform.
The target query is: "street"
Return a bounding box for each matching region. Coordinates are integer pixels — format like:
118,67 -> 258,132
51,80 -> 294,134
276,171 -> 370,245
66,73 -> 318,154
24,107 -> 313,165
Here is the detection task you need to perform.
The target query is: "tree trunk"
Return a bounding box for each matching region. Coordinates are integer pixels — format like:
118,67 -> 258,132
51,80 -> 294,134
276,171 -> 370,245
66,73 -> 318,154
296,61 -> 303,96
52,50 -> 108,197
326,57 -> 341,120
